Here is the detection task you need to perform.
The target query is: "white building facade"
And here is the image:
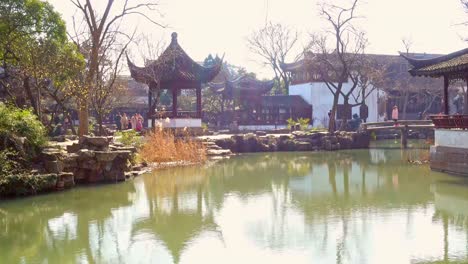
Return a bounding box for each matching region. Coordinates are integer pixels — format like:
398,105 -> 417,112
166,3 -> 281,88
289,81 -> 384,128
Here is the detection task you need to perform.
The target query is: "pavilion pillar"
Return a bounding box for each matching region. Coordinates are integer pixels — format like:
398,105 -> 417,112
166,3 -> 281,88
443,75 -> 449,115
172,88 -> 178,118
196,84 -> 202,118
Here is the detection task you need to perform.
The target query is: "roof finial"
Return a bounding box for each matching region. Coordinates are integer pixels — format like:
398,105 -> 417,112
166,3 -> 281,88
171,32 -> 178,43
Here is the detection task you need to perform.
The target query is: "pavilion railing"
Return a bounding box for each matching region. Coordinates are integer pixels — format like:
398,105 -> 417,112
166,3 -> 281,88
151,111 -> 201,119
430,115 -> 468,129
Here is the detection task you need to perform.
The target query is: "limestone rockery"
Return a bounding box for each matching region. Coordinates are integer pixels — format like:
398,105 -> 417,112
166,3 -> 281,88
40,136 -> 142,191
209,131 -> 370,153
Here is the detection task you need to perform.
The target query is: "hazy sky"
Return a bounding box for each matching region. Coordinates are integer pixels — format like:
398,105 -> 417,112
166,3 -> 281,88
47,0 -> 467,78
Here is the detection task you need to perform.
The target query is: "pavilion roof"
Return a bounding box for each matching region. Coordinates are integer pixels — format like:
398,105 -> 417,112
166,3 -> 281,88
401,48 -> 468,78
127,32 -> 222,86
209,75 -> 274,97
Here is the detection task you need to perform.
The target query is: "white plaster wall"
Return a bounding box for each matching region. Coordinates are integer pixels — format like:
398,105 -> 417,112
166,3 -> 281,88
434,129 -> 468,149
288,83 -> 314,122
147,118 -> 202,128
289,81 -> 382,128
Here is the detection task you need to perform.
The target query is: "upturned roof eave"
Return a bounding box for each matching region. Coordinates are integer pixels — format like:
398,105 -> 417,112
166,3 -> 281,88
400,47 -> 468,69
408,61 -> 468,78
127,32 -> 223,85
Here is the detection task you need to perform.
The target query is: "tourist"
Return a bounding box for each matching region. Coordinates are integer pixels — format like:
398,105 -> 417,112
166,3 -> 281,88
136,115 -> 143,132
349,113 -> 361,131
137,113 -> 144,128
131,114 -> 137,130
115,112 -> 122,131
392,105 -> 399,126
121,113 -> 128,130
128,118 -> 132,130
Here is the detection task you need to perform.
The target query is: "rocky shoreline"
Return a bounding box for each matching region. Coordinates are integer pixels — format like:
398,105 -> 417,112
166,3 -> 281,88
204,131 -> 370,154
0,131 -> 370,198
0,135 -> 145,198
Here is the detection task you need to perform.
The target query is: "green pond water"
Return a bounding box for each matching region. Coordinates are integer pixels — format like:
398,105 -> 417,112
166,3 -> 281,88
1,148 -> 467,264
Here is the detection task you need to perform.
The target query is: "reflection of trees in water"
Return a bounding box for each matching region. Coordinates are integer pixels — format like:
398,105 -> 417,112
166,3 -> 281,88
144,151 -> 466,262
1,150 -> 467,263
0,182 -> 136,263
431,181 -> 468,263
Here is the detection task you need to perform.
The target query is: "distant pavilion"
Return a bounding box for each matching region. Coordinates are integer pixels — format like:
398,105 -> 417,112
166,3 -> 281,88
209,74 -> 312,129
209,74 -> 274,112
127,32 -> 222,128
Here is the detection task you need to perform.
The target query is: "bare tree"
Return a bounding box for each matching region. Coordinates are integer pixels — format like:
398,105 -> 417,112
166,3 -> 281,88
247,22 -> 299,94
345,57 -> 387,123
89,30 -> 135,135
309,0 -> 366,132
69,0 -> 164,136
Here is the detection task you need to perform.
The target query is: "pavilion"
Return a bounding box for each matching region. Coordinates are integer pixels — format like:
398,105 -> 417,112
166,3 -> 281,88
209,74 -> 273,125
209,74 -> 312,130
127,32 -> 222,128
401,48 -> 468,176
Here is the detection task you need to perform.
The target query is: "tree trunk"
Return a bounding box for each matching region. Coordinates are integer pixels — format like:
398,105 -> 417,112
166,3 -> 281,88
78,101 -> 89,137
79,40 -> 100,137
340,97 -> 350,131
329,93 -> 340,132
96,112 -> 105,136
24,76 -> 40,118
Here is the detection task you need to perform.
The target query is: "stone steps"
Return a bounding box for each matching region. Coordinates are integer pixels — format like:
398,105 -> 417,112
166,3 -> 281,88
203,140 -> 233,157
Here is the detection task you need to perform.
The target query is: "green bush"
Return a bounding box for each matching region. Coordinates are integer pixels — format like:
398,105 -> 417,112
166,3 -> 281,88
0,149 -> 57,197
287,117 -> 310,131
201,122 -> 208,132
115,130 -> 142,147
0,149 -> 22,175
0,103 -> 47,157
0,173 -> 58,197
297,118 -> 310,130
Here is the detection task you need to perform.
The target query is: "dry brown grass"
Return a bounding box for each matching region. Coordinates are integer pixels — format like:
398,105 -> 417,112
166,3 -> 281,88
139,129 -> 206,164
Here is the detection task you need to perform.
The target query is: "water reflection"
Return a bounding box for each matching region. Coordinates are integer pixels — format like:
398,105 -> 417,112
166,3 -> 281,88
0,149 -> 467,264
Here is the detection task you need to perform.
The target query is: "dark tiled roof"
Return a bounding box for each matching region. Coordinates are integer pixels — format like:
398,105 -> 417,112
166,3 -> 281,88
261,95 -> 311,108
209,75 -> 274,97
127,32 -> 222,86
401,48 -> 468,77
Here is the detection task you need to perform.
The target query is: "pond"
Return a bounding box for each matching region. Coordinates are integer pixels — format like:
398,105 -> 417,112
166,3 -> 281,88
0,149 -> 467,264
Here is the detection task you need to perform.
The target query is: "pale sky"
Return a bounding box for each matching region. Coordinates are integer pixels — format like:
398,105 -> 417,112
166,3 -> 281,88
47,0 -> 467,78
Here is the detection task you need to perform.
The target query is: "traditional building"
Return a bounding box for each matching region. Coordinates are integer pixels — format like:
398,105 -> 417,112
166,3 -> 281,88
402,48 -> 468,176
127,32 -> 222,128
282,52 -> 444,127
209,73 -> 312,130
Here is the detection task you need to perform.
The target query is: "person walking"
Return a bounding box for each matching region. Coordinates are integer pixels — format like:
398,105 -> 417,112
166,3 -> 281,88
136,115 -> 143,132
392,105 -> 399,126
121,113 -> 128,130
131,114 -> 137,130
137,113 -> 144,128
